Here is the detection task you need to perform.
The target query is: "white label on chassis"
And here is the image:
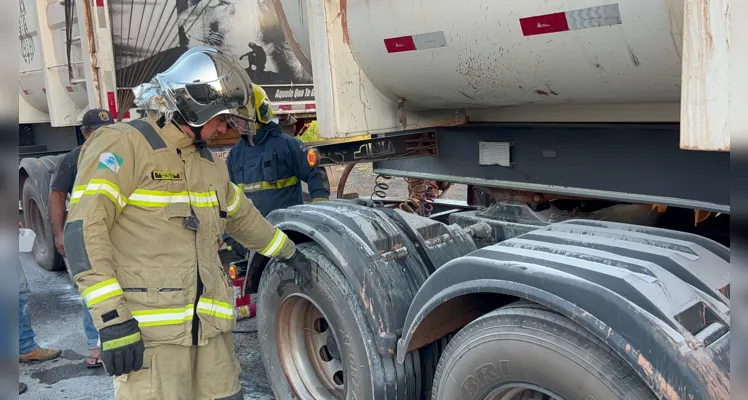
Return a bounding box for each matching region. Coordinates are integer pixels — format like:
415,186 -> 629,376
479,142 -> 512,167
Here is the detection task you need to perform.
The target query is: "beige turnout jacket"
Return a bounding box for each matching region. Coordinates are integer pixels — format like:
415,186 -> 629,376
64,116 -> 295,347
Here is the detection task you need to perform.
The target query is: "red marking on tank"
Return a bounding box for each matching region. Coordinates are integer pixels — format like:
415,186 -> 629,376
384,36 -> 417,53
66,86 -> 74,92
520,12 -> 570,36
520,4 -> 622,37
42,88 -> 46,93
107,91 -> 130,119
23,89 -> 29,95
304,104 -> 316,110
95,0 -> 104,7
384,32 -> 447,53
107,92 -> 118,118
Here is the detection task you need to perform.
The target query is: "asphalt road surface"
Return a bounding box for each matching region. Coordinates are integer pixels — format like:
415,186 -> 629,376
19,253 -> 273,400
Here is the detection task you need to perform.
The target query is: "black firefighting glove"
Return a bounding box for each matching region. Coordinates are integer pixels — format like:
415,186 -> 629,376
99,318 -> 144,376
284,250 -> 314,287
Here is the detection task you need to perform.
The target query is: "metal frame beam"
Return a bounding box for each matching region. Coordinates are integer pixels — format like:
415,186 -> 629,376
309,131 -> 437,166
374,123 -> 730,213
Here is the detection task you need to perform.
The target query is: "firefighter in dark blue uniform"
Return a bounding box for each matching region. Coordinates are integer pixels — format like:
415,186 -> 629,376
227,84 -> 329,215
225,84 -> 330,257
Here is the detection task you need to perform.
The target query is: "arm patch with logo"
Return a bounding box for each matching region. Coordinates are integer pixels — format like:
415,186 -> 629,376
151,170 -> 183,181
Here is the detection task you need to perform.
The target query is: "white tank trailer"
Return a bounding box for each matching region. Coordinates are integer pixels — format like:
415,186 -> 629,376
301,0 -> 730,151
299,0 -> 731,215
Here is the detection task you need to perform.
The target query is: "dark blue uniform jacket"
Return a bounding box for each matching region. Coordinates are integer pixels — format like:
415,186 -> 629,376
226,122 -> 329,217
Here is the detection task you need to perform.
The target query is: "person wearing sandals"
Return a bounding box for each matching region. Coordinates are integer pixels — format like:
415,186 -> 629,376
48,109 -> 115,368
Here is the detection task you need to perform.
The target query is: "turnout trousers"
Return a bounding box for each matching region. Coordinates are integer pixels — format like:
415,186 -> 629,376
113,332 -> 243,400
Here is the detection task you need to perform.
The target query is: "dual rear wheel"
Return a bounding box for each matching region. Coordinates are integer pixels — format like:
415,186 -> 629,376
257,243 -> 653,399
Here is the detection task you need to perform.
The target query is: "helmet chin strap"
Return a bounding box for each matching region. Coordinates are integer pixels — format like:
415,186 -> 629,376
192,125 -> 208,148
171,113 -> 208,148
173,102 -> 208,148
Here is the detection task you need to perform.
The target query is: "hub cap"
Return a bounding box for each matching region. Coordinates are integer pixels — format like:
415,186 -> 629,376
483,383 -> 563,400
277,295 -> 345,399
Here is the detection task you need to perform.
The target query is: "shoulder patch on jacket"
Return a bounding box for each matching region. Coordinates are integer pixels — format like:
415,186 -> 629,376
97,152 -> 123,173
151,170 -> 182,181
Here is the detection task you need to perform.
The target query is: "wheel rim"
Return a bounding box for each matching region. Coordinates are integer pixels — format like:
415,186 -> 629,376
27,200 -> 46,257
483,383 -> 564,400
277,295 -> 346,399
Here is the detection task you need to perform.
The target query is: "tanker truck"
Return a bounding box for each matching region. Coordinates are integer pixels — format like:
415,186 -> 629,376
19,0 -> 731,399
237,0 -> 730,399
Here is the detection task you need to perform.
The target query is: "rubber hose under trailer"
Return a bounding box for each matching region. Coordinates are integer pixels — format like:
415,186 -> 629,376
258,254 -> 655,398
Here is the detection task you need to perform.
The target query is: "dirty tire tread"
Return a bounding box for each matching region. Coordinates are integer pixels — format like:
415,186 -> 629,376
258,242 -> 418,399
413,349 -> 423,399
499,299 -> 550,312
22,179 -> 63,271
431,306 -> 655,400
419,335 -> 453,400
407,348 -> 419,399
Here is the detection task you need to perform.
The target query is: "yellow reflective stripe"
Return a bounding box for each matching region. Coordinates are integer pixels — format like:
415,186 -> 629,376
259,229 -> 288,258
189,191 -> 219,208
227,184 -> 241,216
128,189 -> 189,207
312,198 -> 329,202
196,298 -> 235,320
102,332 -> 141,351
128,189 -> 218,208
199,298 -> 233,309
131,188 -> 186,196
242,176 -> 299,193
70,185 -> 86,203
81,278 -> 123,306
132,306 -> 195,327
72,179 -> 127,209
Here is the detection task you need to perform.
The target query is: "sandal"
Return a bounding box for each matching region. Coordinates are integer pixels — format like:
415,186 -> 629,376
84,354 -> 103,368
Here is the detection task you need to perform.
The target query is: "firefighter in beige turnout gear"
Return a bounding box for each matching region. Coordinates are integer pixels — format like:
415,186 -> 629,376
63,47 -> 314,400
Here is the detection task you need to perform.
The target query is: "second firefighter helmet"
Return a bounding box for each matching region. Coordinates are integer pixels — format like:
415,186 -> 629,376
134,46 -> 256,135
252,83 -> 275,125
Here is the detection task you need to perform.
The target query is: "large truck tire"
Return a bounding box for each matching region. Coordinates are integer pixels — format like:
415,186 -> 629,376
22,178 -> 63,271
431,304 -> 656,400
257,241 -> 421,399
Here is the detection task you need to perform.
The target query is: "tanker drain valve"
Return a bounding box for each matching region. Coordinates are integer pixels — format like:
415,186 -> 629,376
463,222 -> 492,240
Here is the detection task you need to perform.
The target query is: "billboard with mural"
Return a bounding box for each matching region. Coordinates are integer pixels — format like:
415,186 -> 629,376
109,0 -> 313,113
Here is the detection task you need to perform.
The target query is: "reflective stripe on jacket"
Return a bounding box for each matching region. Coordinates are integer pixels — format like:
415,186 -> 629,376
63,116 -> 296,347
226,122 -> 329,217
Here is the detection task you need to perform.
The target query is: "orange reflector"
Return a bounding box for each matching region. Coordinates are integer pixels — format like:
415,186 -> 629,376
228,265 -> 237,280
694,209 -> 712,226
307,148 -> 319,167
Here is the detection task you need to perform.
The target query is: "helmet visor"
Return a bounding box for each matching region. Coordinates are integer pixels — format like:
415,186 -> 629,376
154,47 -> 258,128
228,113 -> 256,135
